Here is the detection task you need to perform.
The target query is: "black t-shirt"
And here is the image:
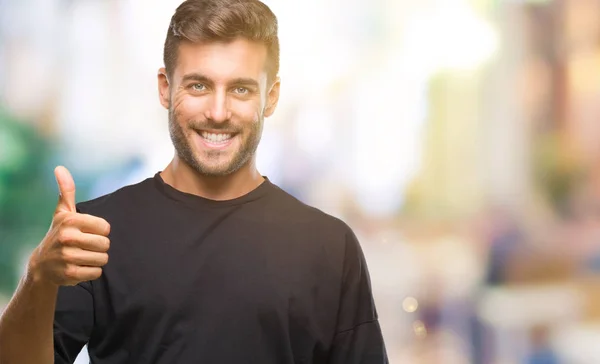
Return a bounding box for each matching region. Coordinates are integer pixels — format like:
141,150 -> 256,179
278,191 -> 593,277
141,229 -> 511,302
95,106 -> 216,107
54,173 -> 388,363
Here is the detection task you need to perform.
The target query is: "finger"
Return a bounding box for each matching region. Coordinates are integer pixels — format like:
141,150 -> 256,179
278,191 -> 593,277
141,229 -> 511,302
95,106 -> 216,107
64,265 -> 103,283
59,230 -> 110,252
62,248 -> 109,267
78,233 -> 110,252
62,214 -> 111,236
54,166 -> 76,213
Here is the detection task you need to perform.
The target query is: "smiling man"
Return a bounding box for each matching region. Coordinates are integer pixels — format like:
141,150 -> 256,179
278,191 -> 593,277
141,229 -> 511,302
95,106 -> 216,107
0,1 -> 388,363
162,37 -> 272,191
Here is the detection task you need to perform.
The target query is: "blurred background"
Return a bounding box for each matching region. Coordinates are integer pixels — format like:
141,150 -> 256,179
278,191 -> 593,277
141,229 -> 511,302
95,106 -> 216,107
1,0 -> 600,362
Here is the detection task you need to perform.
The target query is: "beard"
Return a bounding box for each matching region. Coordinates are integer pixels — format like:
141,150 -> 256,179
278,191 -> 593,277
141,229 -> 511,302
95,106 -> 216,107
168,107 -> 263,177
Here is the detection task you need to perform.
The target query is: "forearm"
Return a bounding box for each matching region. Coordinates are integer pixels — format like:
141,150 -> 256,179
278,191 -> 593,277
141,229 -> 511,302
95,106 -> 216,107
0,272 -> 58,364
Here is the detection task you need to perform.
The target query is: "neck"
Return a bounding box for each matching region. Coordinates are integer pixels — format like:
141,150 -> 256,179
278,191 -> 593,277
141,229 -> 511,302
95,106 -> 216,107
160,155 -> 265,201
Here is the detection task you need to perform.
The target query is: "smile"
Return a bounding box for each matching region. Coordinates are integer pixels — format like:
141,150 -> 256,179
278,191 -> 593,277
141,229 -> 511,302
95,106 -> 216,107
200,131 -> 234,144
194,130 -> 237,150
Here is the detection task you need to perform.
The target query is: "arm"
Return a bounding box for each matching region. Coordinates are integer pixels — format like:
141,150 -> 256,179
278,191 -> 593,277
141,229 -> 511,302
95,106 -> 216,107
0,269 -> 96,364
0,273 -> 58,364
328,230 -> 388,364
0,166 -> 109,364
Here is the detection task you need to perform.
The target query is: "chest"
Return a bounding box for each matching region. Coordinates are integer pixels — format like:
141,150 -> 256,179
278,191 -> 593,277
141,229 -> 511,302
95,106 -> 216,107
93,222 -> 342,336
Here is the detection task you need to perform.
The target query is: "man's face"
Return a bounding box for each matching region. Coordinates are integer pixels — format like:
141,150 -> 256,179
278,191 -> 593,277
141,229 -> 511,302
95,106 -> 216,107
158,38 -> 280,177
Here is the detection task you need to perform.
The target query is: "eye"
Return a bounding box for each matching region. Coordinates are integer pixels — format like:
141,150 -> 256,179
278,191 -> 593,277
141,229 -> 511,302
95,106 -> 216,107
233,87 -> 249,95
191,83 -> 206,91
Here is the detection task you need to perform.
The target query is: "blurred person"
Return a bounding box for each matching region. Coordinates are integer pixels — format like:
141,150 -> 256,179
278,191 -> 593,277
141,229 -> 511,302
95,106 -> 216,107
0,1 -> 387,363
526,326 -> 559,364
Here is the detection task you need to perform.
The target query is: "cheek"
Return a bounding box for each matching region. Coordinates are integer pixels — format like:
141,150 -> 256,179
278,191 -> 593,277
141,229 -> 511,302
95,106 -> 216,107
173,95 -> 207,121
230,99 -> 262,122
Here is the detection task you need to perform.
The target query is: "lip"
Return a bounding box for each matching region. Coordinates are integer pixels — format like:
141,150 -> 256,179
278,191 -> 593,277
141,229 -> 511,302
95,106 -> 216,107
199,128 -> 237,134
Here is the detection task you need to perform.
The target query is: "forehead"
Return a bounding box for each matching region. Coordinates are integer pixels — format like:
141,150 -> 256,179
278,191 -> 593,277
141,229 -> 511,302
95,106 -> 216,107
174,38 -> 268,82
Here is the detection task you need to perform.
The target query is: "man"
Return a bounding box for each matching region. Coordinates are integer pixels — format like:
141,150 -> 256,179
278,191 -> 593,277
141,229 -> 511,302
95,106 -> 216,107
0,0 -> 388,363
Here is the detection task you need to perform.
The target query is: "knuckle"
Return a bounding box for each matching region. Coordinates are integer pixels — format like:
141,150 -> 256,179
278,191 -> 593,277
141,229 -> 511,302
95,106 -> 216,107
56,229 -> 74,245
60,248 -> 75,263
100,253 -> 109,266
64,265 -> 79,279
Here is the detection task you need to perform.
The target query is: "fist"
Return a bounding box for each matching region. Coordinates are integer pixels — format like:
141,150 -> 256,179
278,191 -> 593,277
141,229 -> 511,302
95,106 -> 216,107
28,166 -> 111,286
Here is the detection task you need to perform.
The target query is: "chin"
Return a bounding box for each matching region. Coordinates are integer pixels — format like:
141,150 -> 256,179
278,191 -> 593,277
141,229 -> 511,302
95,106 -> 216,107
183,148 -> 252,177
199,168 -> 234,177
193,161 -> 240,177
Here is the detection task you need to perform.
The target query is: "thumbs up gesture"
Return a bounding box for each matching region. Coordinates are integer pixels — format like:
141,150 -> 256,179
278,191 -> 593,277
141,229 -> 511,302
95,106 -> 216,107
27,166 -> 111,286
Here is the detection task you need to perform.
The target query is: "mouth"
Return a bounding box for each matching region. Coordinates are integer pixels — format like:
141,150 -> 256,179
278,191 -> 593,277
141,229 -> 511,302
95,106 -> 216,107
195,130 -> 237,149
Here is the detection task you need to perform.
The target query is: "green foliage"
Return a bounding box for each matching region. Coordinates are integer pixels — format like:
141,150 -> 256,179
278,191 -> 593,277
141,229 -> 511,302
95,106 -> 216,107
0,109 -> 56,294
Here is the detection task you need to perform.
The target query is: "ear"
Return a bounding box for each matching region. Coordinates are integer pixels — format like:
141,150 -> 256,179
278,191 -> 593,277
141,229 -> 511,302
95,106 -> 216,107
157,67 -> 170,110
264,77 -> 280,118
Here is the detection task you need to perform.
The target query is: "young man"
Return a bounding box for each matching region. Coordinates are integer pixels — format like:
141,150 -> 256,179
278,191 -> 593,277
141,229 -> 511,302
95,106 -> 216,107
0,0 -> 388,363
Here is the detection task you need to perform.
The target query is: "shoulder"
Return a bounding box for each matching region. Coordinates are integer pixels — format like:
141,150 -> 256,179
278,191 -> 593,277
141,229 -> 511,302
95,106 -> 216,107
264,182 -> 364,271
264,181 -> 356,239
76,176 -> 155,215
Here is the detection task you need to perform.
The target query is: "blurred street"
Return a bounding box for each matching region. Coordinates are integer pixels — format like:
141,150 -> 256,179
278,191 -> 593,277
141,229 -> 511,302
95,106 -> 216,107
2,0 -> 600,362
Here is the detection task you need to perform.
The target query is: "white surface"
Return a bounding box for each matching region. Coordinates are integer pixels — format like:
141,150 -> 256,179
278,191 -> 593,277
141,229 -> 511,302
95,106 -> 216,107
74,346 -> 89,364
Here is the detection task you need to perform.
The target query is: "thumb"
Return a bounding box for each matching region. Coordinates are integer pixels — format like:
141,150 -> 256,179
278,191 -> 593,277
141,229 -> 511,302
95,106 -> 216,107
54,166 -> 76,213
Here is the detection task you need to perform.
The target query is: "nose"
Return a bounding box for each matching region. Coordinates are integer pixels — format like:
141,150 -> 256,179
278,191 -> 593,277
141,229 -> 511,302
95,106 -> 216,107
204,90 -> 232,123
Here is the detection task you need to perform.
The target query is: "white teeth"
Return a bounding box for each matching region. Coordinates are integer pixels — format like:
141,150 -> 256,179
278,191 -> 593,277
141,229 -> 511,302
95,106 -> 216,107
201,131 -> 232,143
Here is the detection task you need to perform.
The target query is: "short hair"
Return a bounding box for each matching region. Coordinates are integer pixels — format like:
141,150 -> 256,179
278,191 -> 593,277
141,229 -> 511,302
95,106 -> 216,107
163,0 -> 279,83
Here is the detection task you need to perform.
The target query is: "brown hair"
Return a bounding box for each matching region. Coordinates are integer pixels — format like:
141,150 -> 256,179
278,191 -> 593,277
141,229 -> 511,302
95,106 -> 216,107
164,0 -> 279,83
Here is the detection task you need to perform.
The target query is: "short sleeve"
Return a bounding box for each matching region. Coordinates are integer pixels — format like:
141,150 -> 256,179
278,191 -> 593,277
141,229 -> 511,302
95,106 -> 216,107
53,282 -> 94,364
328,229 -> 388,363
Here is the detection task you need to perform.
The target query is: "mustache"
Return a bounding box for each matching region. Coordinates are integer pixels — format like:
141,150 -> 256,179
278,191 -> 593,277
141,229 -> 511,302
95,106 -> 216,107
167,109 -> 241,133
188,120 -> 241,134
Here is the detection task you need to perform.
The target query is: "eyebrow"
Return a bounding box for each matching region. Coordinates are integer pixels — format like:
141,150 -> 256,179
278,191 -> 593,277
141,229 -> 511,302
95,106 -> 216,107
229,78 -> 260,88
181,73 -> 260,88
181,73 -> 213,85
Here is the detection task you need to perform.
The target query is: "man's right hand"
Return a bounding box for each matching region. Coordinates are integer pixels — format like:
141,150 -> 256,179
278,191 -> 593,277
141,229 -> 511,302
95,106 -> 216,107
27,166 -> 111,286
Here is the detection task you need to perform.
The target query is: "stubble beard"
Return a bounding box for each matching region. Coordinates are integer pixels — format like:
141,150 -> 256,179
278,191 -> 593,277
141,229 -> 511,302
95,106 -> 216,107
168,107 -> 263,177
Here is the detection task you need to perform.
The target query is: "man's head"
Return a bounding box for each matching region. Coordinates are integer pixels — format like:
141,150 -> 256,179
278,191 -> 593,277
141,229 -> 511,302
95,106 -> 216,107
158,0 -> 280,177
